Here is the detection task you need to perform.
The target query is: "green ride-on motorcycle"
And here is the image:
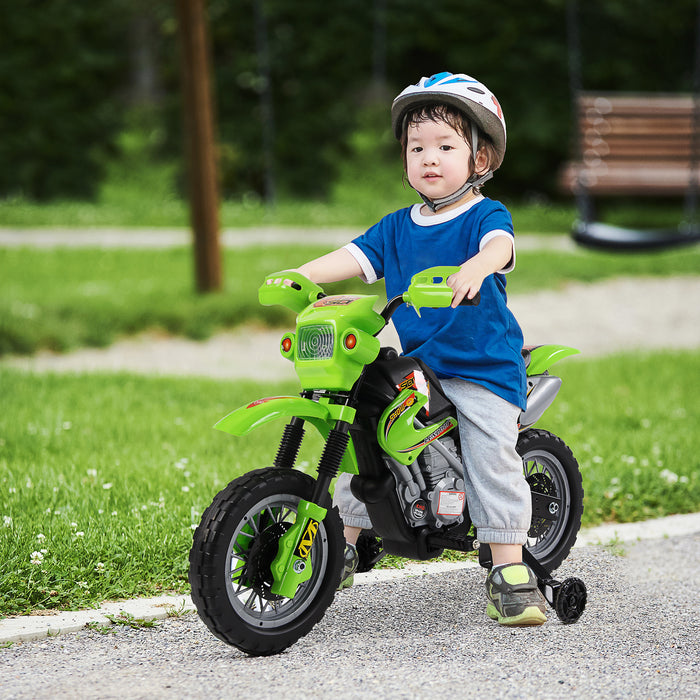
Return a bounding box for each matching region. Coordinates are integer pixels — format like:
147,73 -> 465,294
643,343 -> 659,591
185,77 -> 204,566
189,267 -> 587,656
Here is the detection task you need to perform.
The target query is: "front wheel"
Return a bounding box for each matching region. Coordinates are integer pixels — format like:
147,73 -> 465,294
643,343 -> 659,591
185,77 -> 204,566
189,468 -> 344,656
518,429 -> 584,572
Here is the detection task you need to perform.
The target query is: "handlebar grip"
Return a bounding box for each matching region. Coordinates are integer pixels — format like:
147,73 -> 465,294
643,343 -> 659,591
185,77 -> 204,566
459,291 -> 481,306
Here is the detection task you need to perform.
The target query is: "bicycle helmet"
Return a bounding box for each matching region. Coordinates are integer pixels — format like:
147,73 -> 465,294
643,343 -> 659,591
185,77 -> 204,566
392,72 -> 506,168
391,72 -> 507,211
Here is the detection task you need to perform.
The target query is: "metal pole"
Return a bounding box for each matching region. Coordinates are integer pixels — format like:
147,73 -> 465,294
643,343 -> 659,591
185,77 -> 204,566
176,0 -> 222,293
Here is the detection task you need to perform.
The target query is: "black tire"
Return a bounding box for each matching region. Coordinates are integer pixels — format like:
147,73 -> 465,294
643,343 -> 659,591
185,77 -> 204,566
189,467 -> 344,656
555,577 -> 587,624
517,429 -> 584,572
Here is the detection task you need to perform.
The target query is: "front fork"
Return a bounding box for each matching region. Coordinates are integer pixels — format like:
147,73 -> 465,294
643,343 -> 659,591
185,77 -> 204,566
270,415 -> 352,598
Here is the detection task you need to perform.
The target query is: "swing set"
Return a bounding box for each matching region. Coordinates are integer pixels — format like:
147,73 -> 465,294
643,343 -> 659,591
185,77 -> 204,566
562,0 -> 700,250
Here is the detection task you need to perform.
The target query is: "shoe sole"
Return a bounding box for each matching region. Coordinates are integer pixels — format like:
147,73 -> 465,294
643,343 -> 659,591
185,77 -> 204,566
486,603 -> 547,626
337,575 -> 354,591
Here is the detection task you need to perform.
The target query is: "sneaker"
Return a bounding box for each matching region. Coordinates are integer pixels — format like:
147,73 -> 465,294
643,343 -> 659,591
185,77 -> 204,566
338,543 -> 359,591
485,563 -> 547,626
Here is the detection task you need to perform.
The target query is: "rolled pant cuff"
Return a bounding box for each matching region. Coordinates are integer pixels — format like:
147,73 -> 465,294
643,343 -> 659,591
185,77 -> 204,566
477,528 -> 528,546
340,514 -> 373,530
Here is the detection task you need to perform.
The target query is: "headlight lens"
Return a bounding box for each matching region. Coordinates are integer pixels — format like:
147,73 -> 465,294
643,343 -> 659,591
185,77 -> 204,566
297,324 -> 334,360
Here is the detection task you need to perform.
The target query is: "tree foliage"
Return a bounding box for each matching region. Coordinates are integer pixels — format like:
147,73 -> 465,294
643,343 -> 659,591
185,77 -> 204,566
3,0 -> 698,201
0,1 -> 129,200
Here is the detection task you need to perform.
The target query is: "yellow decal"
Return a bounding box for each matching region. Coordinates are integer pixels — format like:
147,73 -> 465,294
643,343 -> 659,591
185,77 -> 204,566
294,519 -> 320,559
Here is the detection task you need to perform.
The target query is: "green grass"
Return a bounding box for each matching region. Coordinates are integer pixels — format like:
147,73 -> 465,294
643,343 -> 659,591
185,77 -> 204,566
2,245 -> 699,357
1,350 -> 699,616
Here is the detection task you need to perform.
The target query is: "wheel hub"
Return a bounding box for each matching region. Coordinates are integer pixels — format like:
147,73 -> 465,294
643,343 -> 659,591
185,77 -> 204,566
241,521 -> 290,601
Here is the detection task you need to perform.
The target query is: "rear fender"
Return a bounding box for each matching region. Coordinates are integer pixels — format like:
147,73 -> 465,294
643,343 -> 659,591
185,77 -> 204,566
526,345 -> 580,376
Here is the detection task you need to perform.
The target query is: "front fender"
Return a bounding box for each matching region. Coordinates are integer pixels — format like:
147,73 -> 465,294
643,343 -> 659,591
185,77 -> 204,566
215,396 -> 332,436
214,396 -> 359,474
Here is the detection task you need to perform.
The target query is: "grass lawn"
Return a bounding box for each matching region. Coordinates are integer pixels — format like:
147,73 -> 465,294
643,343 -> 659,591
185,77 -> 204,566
2,244 -> 700,356
1,350 -> 699,616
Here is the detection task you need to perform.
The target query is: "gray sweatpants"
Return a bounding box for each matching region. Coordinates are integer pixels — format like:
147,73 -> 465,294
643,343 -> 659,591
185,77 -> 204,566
333,379 -> 531,545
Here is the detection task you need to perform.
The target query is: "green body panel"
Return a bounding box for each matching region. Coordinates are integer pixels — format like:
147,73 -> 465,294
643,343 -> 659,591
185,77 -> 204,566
270,499 -> 328,598
527,345 -> 580,376
291,294 -> 384,390
402,266 -> 460,316
258,271 -> 325,314
214,396 -> 359,474
377,388 -> 458,465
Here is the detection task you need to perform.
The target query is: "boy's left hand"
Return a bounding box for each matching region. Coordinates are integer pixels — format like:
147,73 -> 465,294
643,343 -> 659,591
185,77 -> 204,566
447,236 -> 514,307
447,260 -> 487,307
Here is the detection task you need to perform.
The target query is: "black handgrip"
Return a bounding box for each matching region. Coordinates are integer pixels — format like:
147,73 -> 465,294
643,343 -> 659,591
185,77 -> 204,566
459,291 -> 481,306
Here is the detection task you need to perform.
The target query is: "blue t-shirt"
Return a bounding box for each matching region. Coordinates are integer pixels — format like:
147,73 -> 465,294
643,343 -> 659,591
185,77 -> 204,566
346,196 -> 527,410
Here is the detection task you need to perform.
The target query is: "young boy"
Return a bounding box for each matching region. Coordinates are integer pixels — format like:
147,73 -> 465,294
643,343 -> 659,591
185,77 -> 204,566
288,72 -> 547,626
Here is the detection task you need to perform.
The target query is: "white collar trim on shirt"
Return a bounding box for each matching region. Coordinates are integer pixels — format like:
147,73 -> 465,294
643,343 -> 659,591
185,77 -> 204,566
410,195 -> 485,226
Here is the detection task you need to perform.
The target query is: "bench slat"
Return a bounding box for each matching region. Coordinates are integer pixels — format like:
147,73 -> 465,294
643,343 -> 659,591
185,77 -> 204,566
562,92 -> 699,196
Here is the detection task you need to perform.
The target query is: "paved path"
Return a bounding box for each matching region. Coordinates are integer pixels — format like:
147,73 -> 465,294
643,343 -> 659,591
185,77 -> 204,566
4,276 -> 699,381
1,521 -> 698,699
0,227 -> 580,251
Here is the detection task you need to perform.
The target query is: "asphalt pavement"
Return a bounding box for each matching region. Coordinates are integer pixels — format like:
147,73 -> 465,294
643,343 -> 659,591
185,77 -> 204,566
1,515 -> 698,699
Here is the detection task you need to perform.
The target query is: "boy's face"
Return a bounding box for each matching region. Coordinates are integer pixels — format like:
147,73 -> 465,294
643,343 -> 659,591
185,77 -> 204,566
405,119 -> 474,206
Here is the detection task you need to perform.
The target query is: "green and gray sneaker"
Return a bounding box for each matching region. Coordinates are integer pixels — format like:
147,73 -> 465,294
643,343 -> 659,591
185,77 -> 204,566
338,543 -> 359,591
485,563 -> 547,626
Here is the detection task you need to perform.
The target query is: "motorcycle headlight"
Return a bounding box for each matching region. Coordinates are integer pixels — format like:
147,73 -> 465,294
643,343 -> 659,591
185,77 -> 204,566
297,324 -> 334,360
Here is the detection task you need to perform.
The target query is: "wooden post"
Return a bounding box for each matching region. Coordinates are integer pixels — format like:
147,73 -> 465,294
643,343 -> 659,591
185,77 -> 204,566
176,0 -> 222,292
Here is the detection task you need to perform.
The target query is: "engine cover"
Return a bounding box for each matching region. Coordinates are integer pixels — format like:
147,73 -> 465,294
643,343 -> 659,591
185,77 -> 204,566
396,436 -> 466,528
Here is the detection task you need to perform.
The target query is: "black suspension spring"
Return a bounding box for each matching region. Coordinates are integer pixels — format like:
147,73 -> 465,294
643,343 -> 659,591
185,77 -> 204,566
274,420 -> 306,468
316,427 -> 350,481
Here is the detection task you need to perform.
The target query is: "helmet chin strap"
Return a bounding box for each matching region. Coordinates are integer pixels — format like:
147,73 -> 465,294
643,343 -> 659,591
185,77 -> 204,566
418,170 -> 493,212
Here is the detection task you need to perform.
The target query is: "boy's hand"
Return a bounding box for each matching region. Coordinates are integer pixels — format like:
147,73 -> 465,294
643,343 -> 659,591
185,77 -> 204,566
447,259 -> 488,307
447,236 -> 514,307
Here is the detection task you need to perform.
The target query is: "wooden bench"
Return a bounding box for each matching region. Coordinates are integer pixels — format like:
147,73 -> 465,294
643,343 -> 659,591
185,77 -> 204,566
561,93 -> 700,196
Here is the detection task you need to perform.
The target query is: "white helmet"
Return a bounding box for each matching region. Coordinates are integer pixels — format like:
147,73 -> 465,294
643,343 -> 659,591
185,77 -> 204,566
391,72 -> 507,170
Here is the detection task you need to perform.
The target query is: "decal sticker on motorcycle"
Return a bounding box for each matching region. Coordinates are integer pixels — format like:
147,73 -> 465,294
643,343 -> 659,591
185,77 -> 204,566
397,370 -> 430,416
294,518 -> 320,559
396,418 -> 457,453
312,296 -> 359,307
411,499 -> 428,520
384,392 -> 417,440
437,490 -> 466,516
246,396 -> 293,408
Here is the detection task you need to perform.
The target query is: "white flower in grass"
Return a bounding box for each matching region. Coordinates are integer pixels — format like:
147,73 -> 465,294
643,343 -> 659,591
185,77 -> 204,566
181,486 -> 190,493
87,469 -> 97,478
74,531 -> 85,538
95,562 -> 105,573
36,533 -> 46,542
30,551 -> 44,565
659,469 -> 679,484
3,515 -> 12,528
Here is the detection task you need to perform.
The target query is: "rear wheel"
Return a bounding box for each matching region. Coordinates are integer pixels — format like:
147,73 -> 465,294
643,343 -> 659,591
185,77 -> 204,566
518,429 -> 584,571
189,468 -> 344,656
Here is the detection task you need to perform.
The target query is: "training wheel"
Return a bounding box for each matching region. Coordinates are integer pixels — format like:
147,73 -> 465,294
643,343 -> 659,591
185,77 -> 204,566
554,577 -> 587,624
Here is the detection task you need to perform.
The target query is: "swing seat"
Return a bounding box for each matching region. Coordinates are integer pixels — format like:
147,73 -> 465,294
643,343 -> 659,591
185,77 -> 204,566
561,93 -> 700,251
572,221 -> 700,250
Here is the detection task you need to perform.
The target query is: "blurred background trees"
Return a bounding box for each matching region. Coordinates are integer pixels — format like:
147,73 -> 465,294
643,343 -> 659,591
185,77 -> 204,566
1,0 -> 698,205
